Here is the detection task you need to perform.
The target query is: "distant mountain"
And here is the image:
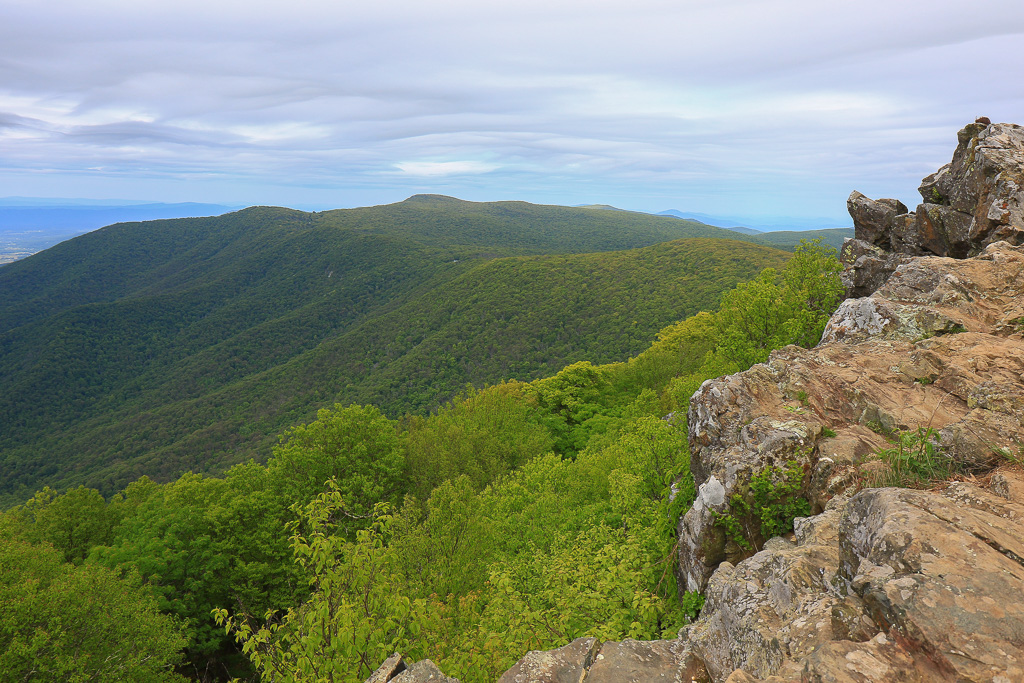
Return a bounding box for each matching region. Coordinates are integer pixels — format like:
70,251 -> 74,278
0,195 -> 792,506
657,208 -> 851,232
0,200 -> 238,264
657,209 -> 762,232
574,204 -> 629,211
719,225 -> 763,236
746,227 -> 855,253
656,209 -> 853,251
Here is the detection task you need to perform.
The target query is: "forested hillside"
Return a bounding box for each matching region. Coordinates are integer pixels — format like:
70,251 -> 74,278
0,241 -> 844,682
0,196 -> 794,506
745,227 -> 851,252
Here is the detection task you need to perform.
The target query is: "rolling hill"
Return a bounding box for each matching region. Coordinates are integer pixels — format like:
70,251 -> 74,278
0,195 -> 793,505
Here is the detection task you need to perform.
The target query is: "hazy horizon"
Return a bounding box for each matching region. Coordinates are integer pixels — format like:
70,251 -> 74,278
3,0 -> 1023,223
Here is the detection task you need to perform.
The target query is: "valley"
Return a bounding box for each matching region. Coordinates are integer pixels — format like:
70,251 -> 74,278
0,195 -> 802,505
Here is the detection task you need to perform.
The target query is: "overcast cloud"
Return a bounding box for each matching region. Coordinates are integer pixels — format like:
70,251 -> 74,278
1,0 -> 1023,223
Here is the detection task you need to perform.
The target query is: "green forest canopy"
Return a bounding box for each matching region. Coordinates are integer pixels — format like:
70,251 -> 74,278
1,240 -> 844,682
0,197 -> 804,506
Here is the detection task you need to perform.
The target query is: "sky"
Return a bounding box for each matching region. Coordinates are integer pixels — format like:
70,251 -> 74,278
2,0 -> 1023,225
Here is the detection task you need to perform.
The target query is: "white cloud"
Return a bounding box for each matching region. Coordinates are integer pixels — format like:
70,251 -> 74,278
394,161 -> 499,177
0,0 -> 1022,217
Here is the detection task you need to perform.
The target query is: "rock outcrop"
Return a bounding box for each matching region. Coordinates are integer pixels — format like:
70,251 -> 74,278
684,471 -> 1024,681
496,637 -> 709,683
678,237 -> 1024,594
366,654 -> 460,683
369,639 -> 711,683
841,121 -> 1024,296
669,121 -> 1024,681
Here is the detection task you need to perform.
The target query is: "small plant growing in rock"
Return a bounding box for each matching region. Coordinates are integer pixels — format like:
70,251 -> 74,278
876,427 -> 957,487
866,420 -> 893,438
713,460 -> 811,551
995,443 -> 1024,468
679,591 -> 705,623
820,427 -> 837,439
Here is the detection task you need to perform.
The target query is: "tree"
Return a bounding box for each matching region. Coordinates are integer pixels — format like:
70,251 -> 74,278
0,536 -> 187,682
715,239 -> 842,367
215,482 -> 432,683
268,404 -> 404,527
7,485 -> 117,564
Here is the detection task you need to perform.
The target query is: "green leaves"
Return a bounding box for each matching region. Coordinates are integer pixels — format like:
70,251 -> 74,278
269,403 -> 404,530
0,537 -> 187,682
877,427 -> 956,487
402,383 -> 553,501
217,484 -> 433,683
714,239 -> 843,368
6,485 -> 117,564
713,460 -> 811,552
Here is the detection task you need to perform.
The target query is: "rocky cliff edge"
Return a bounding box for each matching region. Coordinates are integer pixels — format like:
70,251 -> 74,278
369,121 -> 1024,682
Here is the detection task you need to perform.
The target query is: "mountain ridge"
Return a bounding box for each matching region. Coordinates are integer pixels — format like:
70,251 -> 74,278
0,198 -> 793,506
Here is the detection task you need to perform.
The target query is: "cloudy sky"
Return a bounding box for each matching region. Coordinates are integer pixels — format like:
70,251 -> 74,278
2,0 -> 1023,224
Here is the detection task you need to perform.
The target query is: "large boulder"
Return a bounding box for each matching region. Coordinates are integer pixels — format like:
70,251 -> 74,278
847,192 -> 908,250
365,657 -> 459,683
684,471 -> 1024,682
844,121 -> 1024,278
496,637 -> 600,683
497,637 -> 710,683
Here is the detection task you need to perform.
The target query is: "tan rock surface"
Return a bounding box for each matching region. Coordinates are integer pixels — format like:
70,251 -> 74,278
686,474 -> 1024,682
678,241 -> 1024,593
495,637 -> 710,683
673,122 -> 1024,682
496,637 -> 599,683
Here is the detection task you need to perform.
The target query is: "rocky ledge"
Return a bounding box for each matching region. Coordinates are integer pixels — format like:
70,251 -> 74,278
369,122 -> 1024,682
842,120 -> 1024,297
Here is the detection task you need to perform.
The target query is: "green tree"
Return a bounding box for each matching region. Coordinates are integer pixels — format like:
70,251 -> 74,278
403,383 -> 552,500
268,404 -> 404,526
715,238 -> 842,367
6,485 -> 117,564
778,238 -> 844,348
215,482 -> 432,683
0,536 -> 187,682
89,473 -> 235,669
391,476 -> 491,599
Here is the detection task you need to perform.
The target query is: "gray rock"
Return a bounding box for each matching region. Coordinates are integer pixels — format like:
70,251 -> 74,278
990,469 -> 1024,504
497,636 -> 600,683
683,481 -> 1024,682
844,121 -> 1024,298
365,653 -> 407,683
847,192 -> 907,249
918,164 -> 953,205
912,203 -> 973,257
686,502 -> 846,681
680,364 -> 819,592
586,639 -> 708,683
497,638 -> 710,683
390,659 -> 458,683
838,239 -> 913,298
